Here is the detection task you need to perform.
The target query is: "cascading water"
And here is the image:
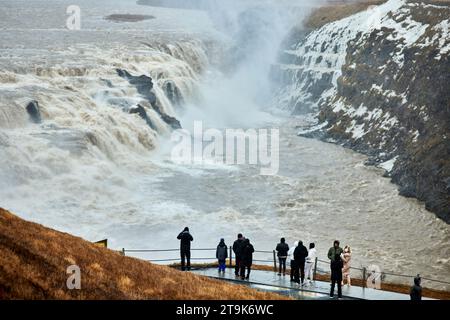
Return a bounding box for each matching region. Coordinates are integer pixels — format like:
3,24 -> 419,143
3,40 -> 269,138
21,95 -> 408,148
0,0 -> 218,234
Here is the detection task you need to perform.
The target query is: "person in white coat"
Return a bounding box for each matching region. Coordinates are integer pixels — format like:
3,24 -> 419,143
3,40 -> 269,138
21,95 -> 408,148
341,245 -> 352,286
305,243 -> 317,285
288,241 -> 298,282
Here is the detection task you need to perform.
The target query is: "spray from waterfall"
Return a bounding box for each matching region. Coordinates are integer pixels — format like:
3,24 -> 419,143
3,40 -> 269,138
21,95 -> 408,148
175,0 -> 325,130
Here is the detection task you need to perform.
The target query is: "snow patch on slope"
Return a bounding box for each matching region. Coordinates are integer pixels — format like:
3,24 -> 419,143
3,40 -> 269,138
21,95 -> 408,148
275,0 -> 449,114
379,156 -> 398,172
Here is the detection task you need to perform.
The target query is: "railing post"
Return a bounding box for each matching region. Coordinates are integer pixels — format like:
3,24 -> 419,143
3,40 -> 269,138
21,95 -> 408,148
273,250 -> 277,271
313,257 -> 318,281
362,267 -> 367,289
229,246 -> 233,268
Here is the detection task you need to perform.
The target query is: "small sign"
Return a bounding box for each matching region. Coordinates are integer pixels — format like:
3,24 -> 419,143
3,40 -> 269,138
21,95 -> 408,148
94,239 -> 108,248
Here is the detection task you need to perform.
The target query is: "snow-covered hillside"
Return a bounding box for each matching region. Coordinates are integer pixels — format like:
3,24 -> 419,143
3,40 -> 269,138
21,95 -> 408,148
276,0 -> 450,222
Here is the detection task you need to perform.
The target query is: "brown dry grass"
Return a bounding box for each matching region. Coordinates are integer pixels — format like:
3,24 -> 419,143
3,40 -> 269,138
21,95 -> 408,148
0,208 -> 287,300
306,1 -> 388,29
306,0 -> 450,29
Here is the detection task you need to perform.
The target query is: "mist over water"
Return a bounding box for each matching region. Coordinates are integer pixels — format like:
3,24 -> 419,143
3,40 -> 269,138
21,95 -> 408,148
177,0 -> 317,129
0,0 -> 449,290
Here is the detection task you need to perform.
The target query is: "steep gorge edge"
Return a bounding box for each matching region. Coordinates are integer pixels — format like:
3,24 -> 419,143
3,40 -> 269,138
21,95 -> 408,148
277,0 -> 450,223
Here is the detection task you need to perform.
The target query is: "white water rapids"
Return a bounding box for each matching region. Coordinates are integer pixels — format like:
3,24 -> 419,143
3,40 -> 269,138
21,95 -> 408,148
0,0 -> 448,289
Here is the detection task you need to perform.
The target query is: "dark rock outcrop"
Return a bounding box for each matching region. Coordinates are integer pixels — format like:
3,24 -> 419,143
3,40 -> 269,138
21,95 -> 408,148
278,1 -> 450,223
26,100 -> 42,124
116,69 -> 157,104
116,69 -> 181,130
129,104 -> 156,130
105,14 -> 155,23
151,103 -> 181,130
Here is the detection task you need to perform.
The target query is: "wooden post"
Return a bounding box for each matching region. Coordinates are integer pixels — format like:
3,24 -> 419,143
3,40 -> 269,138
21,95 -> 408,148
229,246 -> 233,268
313,257 -> 318,281
273,250 -> 277,271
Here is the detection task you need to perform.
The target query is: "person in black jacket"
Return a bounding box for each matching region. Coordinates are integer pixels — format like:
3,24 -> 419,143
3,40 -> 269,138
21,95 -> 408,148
240,238 -> 254,280
232,233 -> 244,276
410,275 -> 422,301
275,238 -> 289,276
330,253 -> 343,298
216,238 -> 228,273
177,227 -> 193,271
293,241 -> 308,285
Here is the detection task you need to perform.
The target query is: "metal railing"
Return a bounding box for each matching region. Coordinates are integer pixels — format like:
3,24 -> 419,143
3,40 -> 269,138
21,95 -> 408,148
122,247 -> 279,269
313,258 -> 450,290
121,247 -> 450,291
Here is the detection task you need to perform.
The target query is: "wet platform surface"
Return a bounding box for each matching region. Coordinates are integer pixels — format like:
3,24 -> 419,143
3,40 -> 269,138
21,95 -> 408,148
192,268 -> 422,300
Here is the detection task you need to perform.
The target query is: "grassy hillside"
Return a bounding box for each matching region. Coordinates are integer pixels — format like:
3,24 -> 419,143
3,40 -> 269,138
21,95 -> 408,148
306,1 -> 388,29
0,208 -> 285,300
306,0 -> 449,29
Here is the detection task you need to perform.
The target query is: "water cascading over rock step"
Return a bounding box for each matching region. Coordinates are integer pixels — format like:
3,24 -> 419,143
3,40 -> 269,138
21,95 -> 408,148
26,100 -> 42,124
116,69 -> 181,131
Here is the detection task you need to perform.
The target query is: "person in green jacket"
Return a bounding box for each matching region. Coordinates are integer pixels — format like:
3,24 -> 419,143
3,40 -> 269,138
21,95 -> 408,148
328,240 -> 343,262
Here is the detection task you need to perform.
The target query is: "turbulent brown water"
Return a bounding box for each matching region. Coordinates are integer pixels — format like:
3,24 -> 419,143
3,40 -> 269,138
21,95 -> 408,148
144,118 -> 450,290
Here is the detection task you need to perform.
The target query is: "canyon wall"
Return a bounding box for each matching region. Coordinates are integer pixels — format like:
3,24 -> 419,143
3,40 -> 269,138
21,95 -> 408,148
276,0 -> 450,222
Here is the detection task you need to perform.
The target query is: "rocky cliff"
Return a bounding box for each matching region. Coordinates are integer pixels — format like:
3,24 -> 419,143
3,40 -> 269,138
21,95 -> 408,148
276,0 -> 450,223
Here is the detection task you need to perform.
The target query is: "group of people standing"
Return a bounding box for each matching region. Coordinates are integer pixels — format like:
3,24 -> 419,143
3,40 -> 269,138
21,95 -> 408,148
275,239 -> 317,286
213,234 -> 257,279
219,233 -> 353,296
179,228 -> 422,300
275,239 -> 351,293
178,228 -> 354,297
231,234 -> 255,280
177,229 -> 256,278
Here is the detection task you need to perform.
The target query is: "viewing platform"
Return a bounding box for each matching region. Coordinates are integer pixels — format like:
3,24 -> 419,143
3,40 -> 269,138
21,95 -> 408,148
122,247 -> 447,300
192,268 -> 428,300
